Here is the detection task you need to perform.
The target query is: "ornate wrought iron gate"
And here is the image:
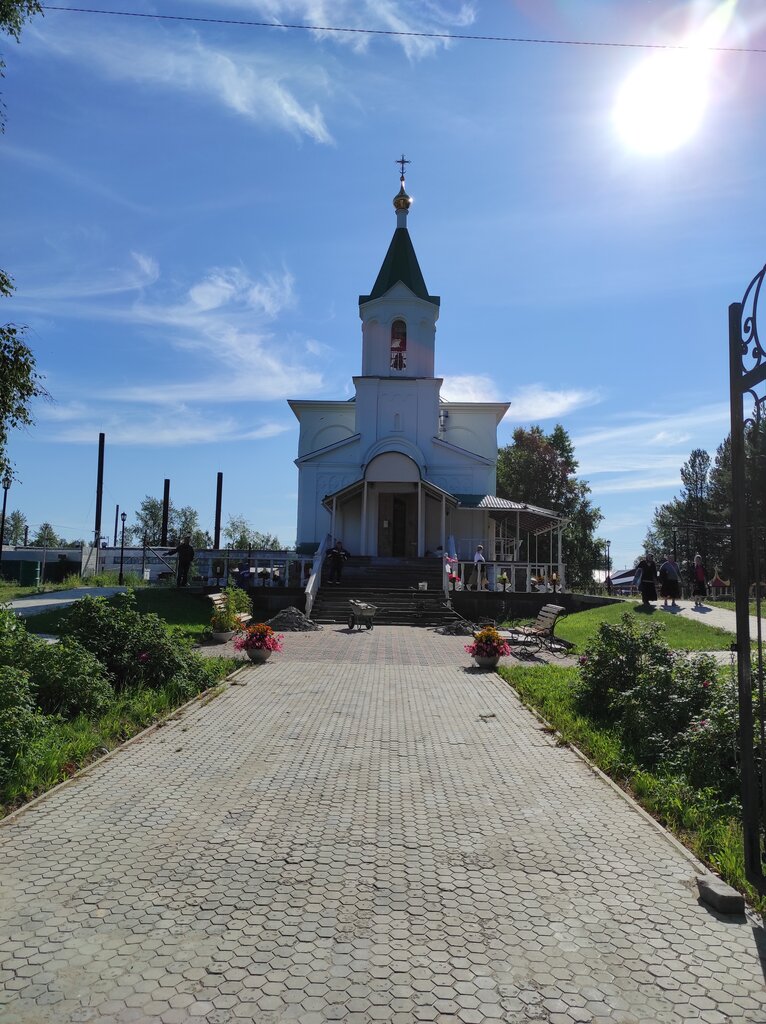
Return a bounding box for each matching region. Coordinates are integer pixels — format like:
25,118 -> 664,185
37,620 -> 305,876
729,267 -> 766,892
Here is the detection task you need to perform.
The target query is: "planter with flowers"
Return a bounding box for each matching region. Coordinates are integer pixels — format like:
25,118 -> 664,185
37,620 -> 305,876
234,622 -> 284,663
465,625 -> 512,670
497,573 -> 509,592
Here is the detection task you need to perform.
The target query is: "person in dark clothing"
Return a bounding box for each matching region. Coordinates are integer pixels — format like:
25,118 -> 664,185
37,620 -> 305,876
691,553 -> 707,608
326,540 -> 349,585
658,553 -> 681,610
166,536 -> 195,587
635,554 -> 658,606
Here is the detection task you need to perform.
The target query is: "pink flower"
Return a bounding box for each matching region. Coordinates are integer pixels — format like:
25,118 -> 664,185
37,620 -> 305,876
702,680 -> 711,689
137,652 -> 150,663
578,655 -> 588,665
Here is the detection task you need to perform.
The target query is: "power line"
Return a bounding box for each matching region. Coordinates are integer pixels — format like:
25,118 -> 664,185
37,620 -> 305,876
40,6 -> 766,55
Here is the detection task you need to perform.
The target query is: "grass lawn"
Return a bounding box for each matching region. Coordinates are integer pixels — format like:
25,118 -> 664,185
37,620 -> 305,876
500,662 -> 761,912
552,601 -> 736,652
708,599 -> 762,616
25,587 -> 213,641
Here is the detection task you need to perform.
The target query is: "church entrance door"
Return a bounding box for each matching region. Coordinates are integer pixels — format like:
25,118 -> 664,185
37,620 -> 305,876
392,497 -> 407,557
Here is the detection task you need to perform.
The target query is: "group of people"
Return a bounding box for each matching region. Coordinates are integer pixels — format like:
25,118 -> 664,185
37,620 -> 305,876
635,553 -> 707,610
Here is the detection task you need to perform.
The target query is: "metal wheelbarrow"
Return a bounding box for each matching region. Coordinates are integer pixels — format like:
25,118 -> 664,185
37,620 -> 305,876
348,599 -> 377,631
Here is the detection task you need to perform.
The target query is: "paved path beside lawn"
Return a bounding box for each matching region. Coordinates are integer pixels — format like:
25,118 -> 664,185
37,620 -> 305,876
1,625 -> 765,1024
9,587 -> 128,619
654,598 -> 764,638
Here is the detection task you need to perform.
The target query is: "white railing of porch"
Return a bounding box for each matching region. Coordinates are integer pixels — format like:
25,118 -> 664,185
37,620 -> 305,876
304,533 -> 332,619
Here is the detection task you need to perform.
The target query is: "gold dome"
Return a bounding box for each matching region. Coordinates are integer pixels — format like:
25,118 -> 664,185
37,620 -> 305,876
393,180 -> 412,212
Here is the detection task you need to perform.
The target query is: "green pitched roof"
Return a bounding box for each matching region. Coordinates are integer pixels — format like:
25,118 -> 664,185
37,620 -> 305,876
359,227 -> 440,306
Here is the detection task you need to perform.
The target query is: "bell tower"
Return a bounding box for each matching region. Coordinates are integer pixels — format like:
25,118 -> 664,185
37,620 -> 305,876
358,159 -> 440,379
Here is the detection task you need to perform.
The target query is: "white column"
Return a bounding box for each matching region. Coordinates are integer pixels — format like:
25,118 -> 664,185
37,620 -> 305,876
557,523 -> 564,590
331,496 -> 337,542
515,510 -> 520,559
417,480 -> 424,557
440,495 -> 446,553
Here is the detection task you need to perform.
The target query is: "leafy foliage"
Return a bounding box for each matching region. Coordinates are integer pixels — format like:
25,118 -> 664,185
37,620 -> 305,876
223,514 -> 281,550
5,508 -> 25,544
0,664 -> 42,783
576,612 -> 742,796
29,522 -> 62,547
646,424 -> 766,582
60,592 -> 209,698
496,425 -> 602,590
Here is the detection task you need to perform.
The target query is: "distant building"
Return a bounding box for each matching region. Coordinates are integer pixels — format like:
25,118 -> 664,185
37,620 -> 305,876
289,170 -> 564,573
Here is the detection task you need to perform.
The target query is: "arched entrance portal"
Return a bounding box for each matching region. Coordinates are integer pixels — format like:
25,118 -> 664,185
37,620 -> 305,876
366,452 -> 420,558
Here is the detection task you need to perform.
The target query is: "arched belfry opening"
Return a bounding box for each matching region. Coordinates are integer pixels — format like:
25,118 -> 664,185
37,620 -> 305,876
390,319 -> 407,371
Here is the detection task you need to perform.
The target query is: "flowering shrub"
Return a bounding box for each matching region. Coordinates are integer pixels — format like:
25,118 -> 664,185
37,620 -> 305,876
465,626 -> 512,659
234,623 -> 284,653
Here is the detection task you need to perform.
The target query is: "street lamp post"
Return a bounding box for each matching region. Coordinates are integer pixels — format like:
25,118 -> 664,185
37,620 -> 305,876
0,472 -> 11,569
118,511 -> 127,585
606,539 -> 612,594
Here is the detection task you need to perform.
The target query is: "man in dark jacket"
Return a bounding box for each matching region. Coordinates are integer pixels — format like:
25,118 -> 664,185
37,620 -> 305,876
326,540 -> 349,585
166,536 -> 195,587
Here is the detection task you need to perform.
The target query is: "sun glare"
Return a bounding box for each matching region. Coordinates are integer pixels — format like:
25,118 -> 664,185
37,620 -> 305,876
613,0 -> 737,155
613,50 -> 709,154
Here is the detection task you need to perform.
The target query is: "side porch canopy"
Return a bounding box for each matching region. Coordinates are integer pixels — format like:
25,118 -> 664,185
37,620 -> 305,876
452,494 -> 567,562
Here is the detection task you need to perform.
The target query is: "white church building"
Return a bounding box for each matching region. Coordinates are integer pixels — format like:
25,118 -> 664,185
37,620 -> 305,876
289,169 -> 566,586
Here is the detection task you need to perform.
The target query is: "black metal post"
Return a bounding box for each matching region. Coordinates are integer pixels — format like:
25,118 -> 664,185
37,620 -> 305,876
94,432 -> 105,572
161,479 -> 170,546
118,512 -> 127,585
214,472 -> 223,550
113,504 -> 119,547
23,525 -> 28,546
729,300 -> 763,885
0,473 -> 11,568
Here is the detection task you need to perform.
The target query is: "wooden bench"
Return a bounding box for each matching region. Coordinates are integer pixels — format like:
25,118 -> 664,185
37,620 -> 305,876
209,592 -> 251,629
503,604 -> 568,657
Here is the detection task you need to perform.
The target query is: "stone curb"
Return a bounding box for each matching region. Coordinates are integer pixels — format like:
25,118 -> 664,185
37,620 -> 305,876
0,661 -> 250,828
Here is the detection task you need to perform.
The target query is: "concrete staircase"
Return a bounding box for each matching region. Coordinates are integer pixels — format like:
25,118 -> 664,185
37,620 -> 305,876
311,557 -> 464,627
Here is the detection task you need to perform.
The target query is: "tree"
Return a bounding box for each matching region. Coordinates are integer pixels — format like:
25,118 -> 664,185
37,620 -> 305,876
175,505 -> 211,549
30,522 -> 62,547
5,508 -> 26,544
223,515 -> 281,551
496,425 -> 603,590
0,273 -> 45,479
1,5 -> 45,478
129,496 -> 173,546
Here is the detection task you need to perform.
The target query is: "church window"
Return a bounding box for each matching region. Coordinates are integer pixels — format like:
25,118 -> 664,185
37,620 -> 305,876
390,319 -> 407,371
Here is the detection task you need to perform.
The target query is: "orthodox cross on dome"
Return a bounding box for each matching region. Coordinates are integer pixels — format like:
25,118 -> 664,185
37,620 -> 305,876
396,153 -> 410,182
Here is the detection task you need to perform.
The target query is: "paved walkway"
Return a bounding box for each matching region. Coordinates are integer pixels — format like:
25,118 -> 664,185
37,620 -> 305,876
649,599 -> 764,638
1,626 -> 765,1024
9,588 -> 128,619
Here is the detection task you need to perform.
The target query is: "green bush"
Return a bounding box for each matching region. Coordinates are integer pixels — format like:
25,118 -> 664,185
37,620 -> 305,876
32,639 -> 114,718
225,585 -> 251,616
0,665 -> 43,784
60,592 -> 209,698
0,606 -> 114,718
577,611 -> 751,793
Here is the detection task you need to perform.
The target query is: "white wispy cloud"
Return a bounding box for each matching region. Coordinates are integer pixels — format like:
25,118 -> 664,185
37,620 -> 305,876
16,252 -> 159,302
190,0 -> 477,59
43,408 -> 292,447
440,375 -> 500,402
507,385 -> 601,421
33,20 -> 333,143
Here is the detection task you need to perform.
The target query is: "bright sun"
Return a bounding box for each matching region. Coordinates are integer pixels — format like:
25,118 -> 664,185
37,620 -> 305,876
613,49 -> 709,154
613,0 -> 737,155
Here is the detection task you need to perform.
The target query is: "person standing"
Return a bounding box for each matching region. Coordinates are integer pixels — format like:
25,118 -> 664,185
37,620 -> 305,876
165,536 -> 195,588
659,552 -> 681,610
691,553 -> 707,608
469,544 -> 486,590
326,540 -> 349,585
635,553 -> 658,606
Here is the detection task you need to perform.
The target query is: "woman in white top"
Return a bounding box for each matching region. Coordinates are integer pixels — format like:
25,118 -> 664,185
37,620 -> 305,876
469,545 -> 485,590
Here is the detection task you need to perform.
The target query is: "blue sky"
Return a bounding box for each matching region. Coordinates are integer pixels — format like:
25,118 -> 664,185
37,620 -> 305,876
3,0 -> 766,568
